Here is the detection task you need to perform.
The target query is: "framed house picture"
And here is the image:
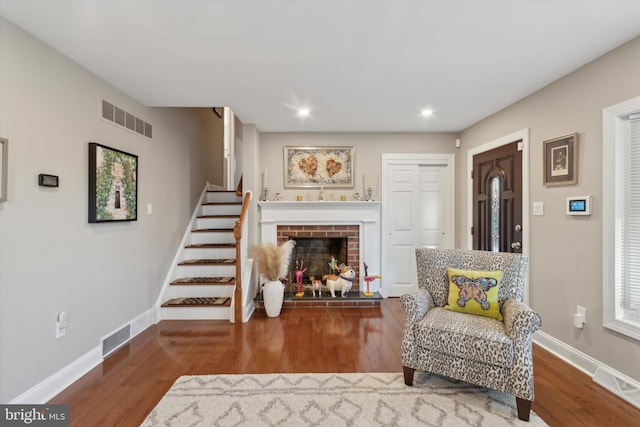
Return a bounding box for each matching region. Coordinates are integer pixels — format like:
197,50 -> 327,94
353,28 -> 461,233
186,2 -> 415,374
543,132 -> 578,186
88,142 -> 138,222
284,146 -> 355,188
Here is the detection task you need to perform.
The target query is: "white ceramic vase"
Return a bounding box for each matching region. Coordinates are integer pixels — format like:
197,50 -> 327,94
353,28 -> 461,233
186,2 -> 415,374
262,280 -> 284,317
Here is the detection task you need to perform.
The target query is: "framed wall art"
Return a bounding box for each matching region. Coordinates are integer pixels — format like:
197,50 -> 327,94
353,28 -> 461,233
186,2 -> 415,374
284,146 -> 355,188
88,142 -> 138,222
543,132 -> 578,186
0,138 -> 7,202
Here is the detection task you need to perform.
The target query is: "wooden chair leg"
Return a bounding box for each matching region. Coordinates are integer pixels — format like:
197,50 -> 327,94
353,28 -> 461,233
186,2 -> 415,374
516,397 -> 532,421
403,366 -> 415,386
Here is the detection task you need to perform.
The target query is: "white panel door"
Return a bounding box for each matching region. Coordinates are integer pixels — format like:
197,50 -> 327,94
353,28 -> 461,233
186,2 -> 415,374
382,155 -> 453,297
388,165 -> 418,297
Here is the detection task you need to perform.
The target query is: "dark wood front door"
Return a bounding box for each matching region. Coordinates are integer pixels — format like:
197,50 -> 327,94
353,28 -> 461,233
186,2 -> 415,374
472,141 -> 523,253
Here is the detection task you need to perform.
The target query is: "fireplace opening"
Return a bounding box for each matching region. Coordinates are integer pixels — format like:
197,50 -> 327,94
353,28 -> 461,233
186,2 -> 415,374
278,224 -> 360,293
289,237 -> 347,286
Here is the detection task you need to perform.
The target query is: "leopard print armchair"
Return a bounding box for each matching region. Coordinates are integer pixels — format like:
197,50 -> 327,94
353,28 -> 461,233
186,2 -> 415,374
400,248 -> 541,421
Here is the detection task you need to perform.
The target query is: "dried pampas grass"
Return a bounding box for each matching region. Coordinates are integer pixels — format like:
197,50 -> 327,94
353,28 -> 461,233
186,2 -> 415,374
251,240 -> 296,282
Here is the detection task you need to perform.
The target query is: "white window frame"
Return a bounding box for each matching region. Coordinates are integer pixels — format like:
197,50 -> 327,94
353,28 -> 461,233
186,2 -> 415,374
603,95 -> 640,341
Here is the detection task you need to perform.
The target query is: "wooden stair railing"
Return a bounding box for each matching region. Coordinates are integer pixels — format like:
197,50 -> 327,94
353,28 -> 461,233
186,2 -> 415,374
233,191 -> 251,322
235,176 -> 243,197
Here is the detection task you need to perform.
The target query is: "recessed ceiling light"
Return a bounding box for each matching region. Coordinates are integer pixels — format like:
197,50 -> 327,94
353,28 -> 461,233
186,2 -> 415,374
420,109 -> 434,117
297,108 -> 311,117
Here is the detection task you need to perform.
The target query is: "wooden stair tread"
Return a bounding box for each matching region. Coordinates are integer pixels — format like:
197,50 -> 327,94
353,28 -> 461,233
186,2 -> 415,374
179,259 -> 236,266
191,228 -> 234,233
185,243 -> 236,249
206,190 -> 237,193
171,277 -> 235,285
202,202 -> 242,206
161,297 -> 231,307
197,215 -> 240,219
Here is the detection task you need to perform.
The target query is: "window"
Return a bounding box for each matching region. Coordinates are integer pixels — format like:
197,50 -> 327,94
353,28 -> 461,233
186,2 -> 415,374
603,96 -> 640,341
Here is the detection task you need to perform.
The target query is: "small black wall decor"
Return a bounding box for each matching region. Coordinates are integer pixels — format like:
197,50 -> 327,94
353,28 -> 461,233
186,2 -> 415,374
38,174 -> 59,187
88,142 -> 138,223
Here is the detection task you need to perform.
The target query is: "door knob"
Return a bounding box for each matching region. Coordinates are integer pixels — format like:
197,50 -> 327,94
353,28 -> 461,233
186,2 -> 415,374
511,241 -> 522,249
515,224 -> 522,232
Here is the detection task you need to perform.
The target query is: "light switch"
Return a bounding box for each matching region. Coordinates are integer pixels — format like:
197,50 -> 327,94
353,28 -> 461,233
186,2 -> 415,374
147,203 -> 153,215
532,202 -> 544,216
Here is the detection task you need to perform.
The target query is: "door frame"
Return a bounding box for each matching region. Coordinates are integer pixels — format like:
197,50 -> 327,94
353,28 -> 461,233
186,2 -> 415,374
466,128 -> 531,303
381,153 -> 456,297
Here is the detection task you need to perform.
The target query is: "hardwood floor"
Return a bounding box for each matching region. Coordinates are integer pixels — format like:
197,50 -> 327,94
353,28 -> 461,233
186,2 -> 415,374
49,298 -> 638,426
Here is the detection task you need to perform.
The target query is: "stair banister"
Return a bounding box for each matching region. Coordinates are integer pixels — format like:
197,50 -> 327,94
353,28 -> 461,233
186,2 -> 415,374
233,191 -> 252,322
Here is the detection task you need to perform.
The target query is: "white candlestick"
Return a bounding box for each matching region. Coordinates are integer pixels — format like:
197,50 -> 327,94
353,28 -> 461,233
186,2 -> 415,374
362,173 -> 366,194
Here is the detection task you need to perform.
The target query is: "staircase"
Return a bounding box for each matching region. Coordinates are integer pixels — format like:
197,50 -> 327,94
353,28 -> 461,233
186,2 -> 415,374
160,189 -> 246,321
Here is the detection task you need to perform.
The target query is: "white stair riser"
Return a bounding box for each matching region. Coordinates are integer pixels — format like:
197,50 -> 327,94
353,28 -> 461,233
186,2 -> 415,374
177,265 -> 235,277
206,192 -> 242,203
161,306 -> 230,320
196,217 -> 237,229
190,232 -> 235,245
185,247 -> 236,259
201,204 -> 242,216
169,285 -> 234,298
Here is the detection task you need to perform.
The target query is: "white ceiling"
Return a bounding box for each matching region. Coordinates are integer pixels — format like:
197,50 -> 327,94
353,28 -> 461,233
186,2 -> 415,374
2,0 -> 640,133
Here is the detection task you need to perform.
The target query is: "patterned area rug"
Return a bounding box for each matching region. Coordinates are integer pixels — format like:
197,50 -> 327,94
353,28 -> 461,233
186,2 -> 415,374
140,372 -> 548,426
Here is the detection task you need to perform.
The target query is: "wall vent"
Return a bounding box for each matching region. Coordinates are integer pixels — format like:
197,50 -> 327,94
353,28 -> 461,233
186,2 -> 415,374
102,324 -> 131,358
593,365 -> 640,409
102,100 -> 152,139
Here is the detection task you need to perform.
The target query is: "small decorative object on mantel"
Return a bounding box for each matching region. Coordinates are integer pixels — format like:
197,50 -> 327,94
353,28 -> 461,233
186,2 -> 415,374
261,168 -> 270,201
353,192 -> 361,201
363,262 -> 381,297
251,240 -> 296,317
366,187 -> 374,201
543,132 -> 578,186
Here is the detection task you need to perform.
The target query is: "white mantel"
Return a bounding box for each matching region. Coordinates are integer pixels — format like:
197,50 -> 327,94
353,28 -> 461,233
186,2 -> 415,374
258,201 -> 382,294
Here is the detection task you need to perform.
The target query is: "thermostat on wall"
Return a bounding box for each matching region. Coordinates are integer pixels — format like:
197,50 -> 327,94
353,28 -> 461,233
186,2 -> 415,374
566,196 -> 591,216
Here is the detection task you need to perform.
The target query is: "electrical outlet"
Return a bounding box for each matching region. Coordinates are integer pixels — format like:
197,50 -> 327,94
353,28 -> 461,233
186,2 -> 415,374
577,305 -> 586,323
56,311 -> 68,339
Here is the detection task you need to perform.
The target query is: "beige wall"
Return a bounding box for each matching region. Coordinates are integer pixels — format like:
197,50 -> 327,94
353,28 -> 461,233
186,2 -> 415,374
258,132 -> 458,202
198,108 -> 225,187
459,36 -> 640,380
0,19 -> 219,402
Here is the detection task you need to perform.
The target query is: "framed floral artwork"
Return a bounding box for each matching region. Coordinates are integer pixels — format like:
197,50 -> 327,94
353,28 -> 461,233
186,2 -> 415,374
284,146 -> 355,188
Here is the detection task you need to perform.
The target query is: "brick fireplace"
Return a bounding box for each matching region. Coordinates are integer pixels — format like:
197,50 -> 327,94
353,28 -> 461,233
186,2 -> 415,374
258,201 -> 382,299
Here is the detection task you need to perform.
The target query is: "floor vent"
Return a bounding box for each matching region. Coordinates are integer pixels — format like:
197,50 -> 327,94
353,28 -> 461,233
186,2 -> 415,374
102,324 -> 131,358
102,100 -> 152,139
593,365 -> 640,409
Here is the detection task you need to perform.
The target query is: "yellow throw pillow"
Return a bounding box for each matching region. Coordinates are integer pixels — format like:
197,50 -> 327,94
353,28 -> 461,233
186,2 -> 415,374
445,267 -> 503,321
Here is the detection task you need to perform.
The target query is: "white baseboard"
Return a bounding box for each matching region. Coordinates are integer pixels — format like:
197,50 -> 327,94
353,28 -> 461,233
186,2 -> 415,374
533,331 -> 640,409
9,308 -> 155,404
